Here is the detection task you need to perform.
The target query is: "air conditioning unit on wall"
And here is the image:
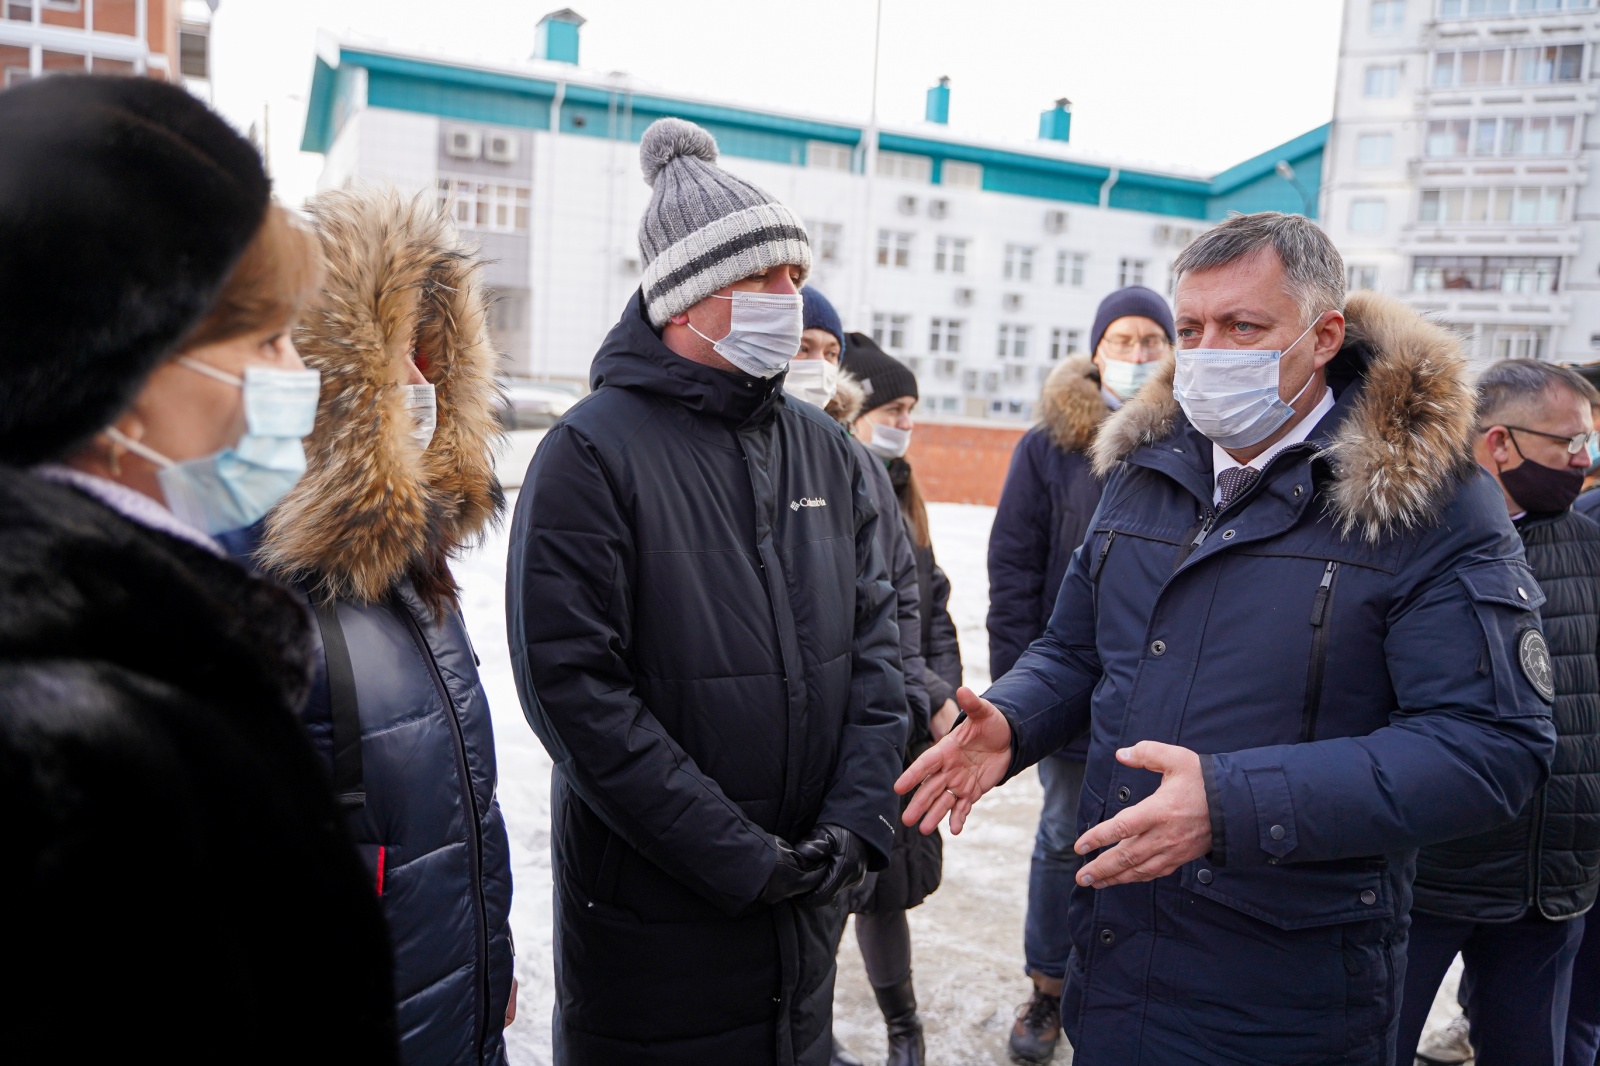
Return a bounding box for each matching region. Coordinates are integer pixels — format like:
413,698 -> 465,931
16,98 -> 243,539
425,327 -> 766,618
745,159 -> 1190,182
954,287 -> 975,306
1044,209 -> 1069,234
1003,293 -> 1024,311
484,130 -> 519,164
897,195 -> 919,216
445,128 -> 482,159
928,198 -> 949,219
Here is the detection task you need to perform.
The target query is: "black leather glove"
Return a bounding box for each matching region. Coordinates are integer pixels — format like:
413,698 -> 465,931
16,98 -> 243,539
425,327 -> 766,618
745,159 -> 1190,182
757,836 -> 828,906
793,823 -> 868,908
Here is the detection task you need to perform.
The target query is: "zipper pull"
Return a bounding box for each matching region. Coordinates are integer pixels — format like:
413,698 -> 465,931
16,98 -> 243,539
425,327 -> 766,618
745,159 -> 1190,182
1191,512 -> 1217,550
1310,561 -> 1337,626
1091,530 -> 1117,580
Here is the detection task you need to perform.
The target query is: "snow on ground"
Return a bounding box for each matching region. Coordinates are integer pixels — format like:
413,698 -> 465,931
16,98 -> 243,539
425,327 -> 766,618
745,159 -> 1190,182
458,496 -> 1459,1065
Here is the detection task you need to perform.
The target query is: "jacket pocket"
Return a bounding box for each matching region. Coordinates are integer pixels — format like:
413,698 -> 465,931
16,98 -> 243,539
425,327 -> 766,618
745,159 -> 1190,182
1456,560 -> 1551,714
1300,561 -> 1339,742
1181,857 -> 1394,930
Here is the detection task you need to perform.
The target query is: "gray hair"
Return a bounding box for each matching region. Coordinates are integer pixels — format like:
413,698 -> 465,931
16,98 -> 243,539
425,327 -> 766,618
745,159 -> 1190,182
1476,358 -> 1596,429
1173,212 -> 1345,324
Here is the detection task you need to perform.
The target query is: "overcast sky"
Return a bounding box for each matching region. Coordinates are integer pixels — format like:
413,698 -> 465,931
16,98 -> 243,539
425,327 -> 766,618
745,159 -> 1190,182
208,0 -> 1346,207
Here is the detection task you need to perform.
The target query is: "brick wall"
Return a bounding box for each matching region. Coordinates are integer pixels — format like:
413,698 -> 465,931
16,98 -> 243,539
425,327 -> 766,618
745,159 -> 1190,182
905,420 -> 1027,506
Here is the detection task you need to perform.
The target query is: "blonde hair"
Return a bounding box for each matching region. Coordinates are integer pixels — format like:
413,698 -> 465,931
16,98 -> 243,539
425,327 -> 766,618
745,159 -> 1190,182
179,203 -> 325,350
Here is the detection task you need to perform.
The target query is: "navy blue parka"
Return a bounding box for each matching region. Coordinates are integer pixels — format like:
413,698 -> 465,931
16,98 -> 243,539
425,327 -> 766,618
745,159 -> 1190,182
985,292 -> 1557,1065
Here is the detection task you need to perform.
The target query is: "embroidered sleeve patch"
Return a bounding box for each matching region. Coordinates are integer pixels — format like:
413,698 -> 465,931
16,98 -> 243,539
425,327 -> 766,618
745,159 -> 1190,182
1517,628 -> 1555,703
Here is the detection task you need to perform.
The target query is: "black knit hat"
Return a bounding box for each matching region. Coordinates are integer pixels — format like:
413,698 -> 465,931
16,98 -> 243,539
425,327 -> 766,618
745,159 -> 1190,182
841,332 -> 918,413
0,76 -> 271,464
1089,285 -> 1175,356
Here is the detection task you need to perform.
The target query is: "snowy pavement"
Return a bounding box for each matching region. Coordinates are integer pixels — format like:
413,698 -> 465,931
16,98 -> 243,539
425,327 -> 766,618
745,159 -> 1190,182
459,496 -> 1459,1065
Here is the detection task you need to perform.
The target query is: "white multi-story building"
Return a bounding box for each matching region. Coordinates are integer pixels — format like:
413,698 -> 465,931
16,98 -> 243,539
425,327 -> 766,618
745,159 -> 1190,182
1323,0 -> 1600,365
0,0 -> 214,98
302,9 -> 1327,421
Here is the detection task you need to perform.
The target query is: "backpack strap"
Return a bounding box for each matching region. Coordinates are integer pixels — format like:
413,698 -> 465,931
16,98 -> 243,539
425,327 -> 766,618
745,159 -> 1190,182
313,600 -> 365,809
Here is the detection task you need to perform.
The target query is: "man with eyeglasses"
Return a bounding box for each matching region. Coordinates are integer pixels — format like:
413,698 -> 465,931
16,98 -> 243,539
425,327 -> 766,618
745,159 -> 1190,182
1401,359 -> 1600,1066
986,285 -> 1173,1064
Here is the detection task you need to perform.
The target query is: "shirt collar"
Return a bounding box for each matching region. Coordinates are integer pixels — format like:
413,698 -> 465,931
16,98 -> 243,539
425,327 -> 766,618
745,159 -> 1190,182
33,464 -> 224,555
1211,386 -> 1336,506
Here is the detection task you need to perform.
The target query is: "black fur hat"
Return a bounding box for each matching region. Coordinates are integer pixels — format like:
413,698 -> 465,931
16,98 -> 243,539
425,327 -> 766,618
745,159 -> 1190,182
0,76 -> 270,464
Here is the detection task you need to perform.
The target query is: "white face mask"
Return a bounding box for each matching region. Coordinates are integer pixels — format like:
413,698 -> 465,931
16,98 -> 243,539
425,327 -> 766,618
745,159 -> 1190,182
783,359 -> 840,409
402,382 -> 437,450
1100,357 -> 1159,400
1172,317 -> 1323,450
686,290 -> 804,379
863,421 -> 911,460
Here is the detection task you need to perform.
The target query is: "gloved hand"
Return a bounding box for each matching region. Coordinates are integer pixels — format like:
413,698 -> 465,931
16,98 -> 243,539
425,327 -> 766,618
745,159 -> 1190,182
793,823 -> 867,907
757,836 -> 828,906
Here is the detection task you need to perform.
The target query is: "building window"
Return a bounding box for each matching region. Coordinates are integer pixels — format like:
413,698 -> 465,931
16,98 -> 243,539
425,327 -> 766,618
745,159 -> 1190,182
436,177 -> 531,233
996,324 -> 1030,359
1049,328 -> 1082,360
1370,0 -> 1406,33
1356,132 -> 1393,167
877,151 -> 933,183
1493,327 -> 1549,361
1426,116 -> 1578,158
1432,44 -> 1584,87
1118,258 -> 1146,287
929,317 -> 964,354
876,229 -> 913,269
934,236 -> 968,274
1004,364 -> 1030,384
942,160 -> 983,189
178,23 -> 209,78
1441,0 -> 1594,17
935,358 -> 959,379
1003,244 -> 1036,282
1055,250 -> 1087,287
871,313 -> 910,350
1418,186 -> 1566,224
1411,255 -> 1561,293
806,221 -> 842,263
1364,64 -> 1401,97
807,141 -> 853,171
1348,265 -> 1380,291
1349,199 -> 1388,232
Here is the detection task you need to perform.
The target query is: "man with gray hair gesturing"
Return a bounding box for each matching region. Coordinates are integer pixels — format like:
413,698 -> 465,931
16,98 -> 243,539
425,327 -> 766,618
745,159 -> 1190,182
898,211 -> 1556,1064
507,117 -> 906,1066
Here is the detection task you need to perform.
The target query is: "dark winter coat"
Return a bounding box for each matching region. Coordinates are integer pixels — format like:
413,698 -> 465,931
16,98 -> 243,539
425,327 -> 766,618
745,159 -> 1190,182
235,191 -> 515,1066
1414,507 -> 1600,922
985,292 -> 1558,1065
0,467 -> 398,1065
506,291 -> 907,1066
987,355 -> 1108,759
1576,485 -> 1600,524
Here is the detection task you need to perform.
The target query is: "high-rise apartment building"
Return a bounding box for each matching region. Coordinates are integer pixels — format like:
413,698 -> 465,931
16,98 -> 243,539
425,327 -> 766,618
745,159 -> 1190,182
0,0 -> 214,98
301,10 -> 1328,421
1323,0 -> 1600,364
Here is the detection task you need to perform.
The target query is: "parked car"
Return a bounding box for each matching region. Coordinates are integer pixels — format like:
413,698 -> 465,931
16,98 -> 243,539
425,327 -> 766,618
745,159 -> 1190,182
496,380 -> 580,488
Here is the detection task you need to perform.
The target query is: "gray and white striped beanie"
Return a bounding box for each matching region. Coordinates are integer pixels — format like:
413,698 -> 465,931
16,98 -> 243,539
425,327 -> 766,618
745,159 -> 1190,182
637,117 -> 810,328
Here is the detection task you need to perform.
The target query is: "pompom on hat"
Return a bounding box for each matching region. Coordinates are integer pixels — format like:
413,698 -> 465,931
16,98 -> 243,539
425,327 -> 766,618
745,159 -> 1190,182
636,117 -> 810,328
0,76 -> 271,465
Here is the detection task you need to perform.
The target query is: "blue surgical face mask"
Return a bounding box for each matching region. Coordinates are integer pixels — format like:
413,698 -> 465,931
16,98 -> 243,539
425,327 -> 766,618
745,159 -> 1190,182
1172,317 -> 1324,450
686,290 -> 804,379
1100,357 -> 1160,400
107,357 -> 321,535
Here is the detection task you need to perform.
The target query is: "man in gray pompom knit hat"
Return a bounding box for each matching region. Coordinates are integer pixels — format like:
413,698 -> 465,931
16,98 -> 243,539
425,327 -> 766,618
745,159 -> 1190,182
507,117 -> 908,1066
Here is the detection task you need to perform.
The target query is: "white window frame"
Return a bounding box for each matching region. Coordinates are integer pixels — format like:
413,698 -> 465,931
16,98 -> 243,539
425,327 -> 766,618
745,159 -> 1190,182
1349,198 -> 1388,232
1356,132 -> 1393,167
934,236 -> 968,274
942,160 -> 983,189
1004,244 -> 1036,282
436,176 -> 531,234
929,317 -> 964,354
1118,258 -> 1146,287
807,141 -> 853,172
875,229 -> 913,269
872,312 -> 910,350
1364,64 -> 1401,97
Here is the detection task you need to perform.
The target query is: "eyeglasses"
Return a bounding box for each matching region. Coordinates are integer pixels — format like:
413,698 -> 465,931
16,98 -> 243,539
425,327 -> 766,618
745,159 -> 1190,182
1504,425 -> 1600,455
1100,336 -> 1172,357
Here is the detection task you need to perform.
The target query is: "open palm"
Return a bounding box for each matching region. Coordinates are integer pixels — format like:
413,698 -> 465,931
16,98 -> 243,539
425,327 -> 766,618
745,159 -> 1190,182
894,687 -> 1013,834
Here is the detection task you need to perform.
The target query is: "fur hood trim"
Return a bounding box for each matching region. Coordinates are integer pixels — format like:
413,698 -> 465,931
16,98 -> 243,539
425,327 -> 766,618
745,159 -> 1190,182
823,369 -> 866,426
1039,354 -> 1110,452
258,188 -> 504,612
1089,291 -> 1477,543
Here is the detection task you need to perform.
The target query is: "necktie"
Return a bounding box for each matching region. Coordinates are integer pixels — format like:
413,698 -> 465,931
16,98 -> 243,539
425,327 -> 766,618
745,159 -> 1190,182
1217,465 -> 1260,508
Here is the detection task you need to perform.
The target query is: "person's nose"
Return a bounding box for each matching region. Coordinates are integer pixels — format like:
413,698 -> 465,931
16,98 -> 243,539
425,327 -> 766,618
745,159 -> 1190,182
279,336 -> 308,371
766,271 -> 800,296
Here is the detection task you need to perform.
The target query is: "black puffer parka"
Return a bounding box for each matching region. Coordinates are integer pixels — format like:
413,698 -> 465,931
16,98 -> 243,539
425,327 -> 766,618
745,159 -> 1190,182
506,291 -> 907,1066
1414,507 -> 1600,921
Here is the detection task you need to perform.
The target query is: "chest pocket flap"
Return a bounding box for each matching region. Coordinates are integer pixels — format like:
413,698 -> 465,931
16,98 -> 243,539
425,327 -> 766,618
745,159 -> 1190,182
1456,560 -> 1553,714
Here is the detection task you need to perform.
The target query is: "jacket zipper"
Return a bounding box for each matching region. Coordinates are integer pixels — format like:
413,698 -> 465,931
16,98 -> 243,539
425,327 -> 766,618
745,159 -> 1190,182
397,602 -> 492,1053
1300,562 -> 1340,742
1527,786 -> 1546,909
1172,511 -> 1216,573
1091,530 -> 1117,582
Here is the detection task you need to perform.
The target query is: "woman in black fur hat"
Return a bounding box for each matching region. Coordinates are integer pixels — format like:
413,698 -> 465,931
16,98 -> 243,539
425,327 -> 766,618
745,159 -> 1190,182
0,76 -> 398,1064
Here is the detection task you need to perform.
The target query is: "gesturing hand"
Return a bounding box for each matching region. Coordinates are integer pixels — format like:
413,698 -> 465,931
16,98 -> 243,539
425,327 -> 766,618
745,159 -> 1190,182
1073,741 -> 1212,889
893,686 -> 1013,836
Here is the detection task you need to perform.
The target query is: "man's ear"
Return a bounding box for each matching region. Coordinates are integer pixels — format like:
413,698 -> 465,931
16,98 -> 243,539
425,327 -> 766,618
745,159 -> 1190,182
1311,311 -> 1346,369
1483,425 -> 1513,464
668,312 -> 690,327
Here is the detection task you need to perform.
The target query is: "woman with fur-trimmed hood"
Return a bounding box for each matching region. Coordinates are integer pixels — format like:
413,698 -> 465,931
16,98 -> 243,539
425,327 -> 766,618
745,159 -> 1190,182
224,189 -> 516,1066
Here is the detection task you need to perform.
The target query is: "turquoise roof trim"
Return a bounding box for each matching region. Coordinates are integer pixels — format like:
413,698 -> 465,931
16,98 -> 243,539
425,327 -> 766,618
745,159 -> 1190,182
300,46 -> 1327,221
